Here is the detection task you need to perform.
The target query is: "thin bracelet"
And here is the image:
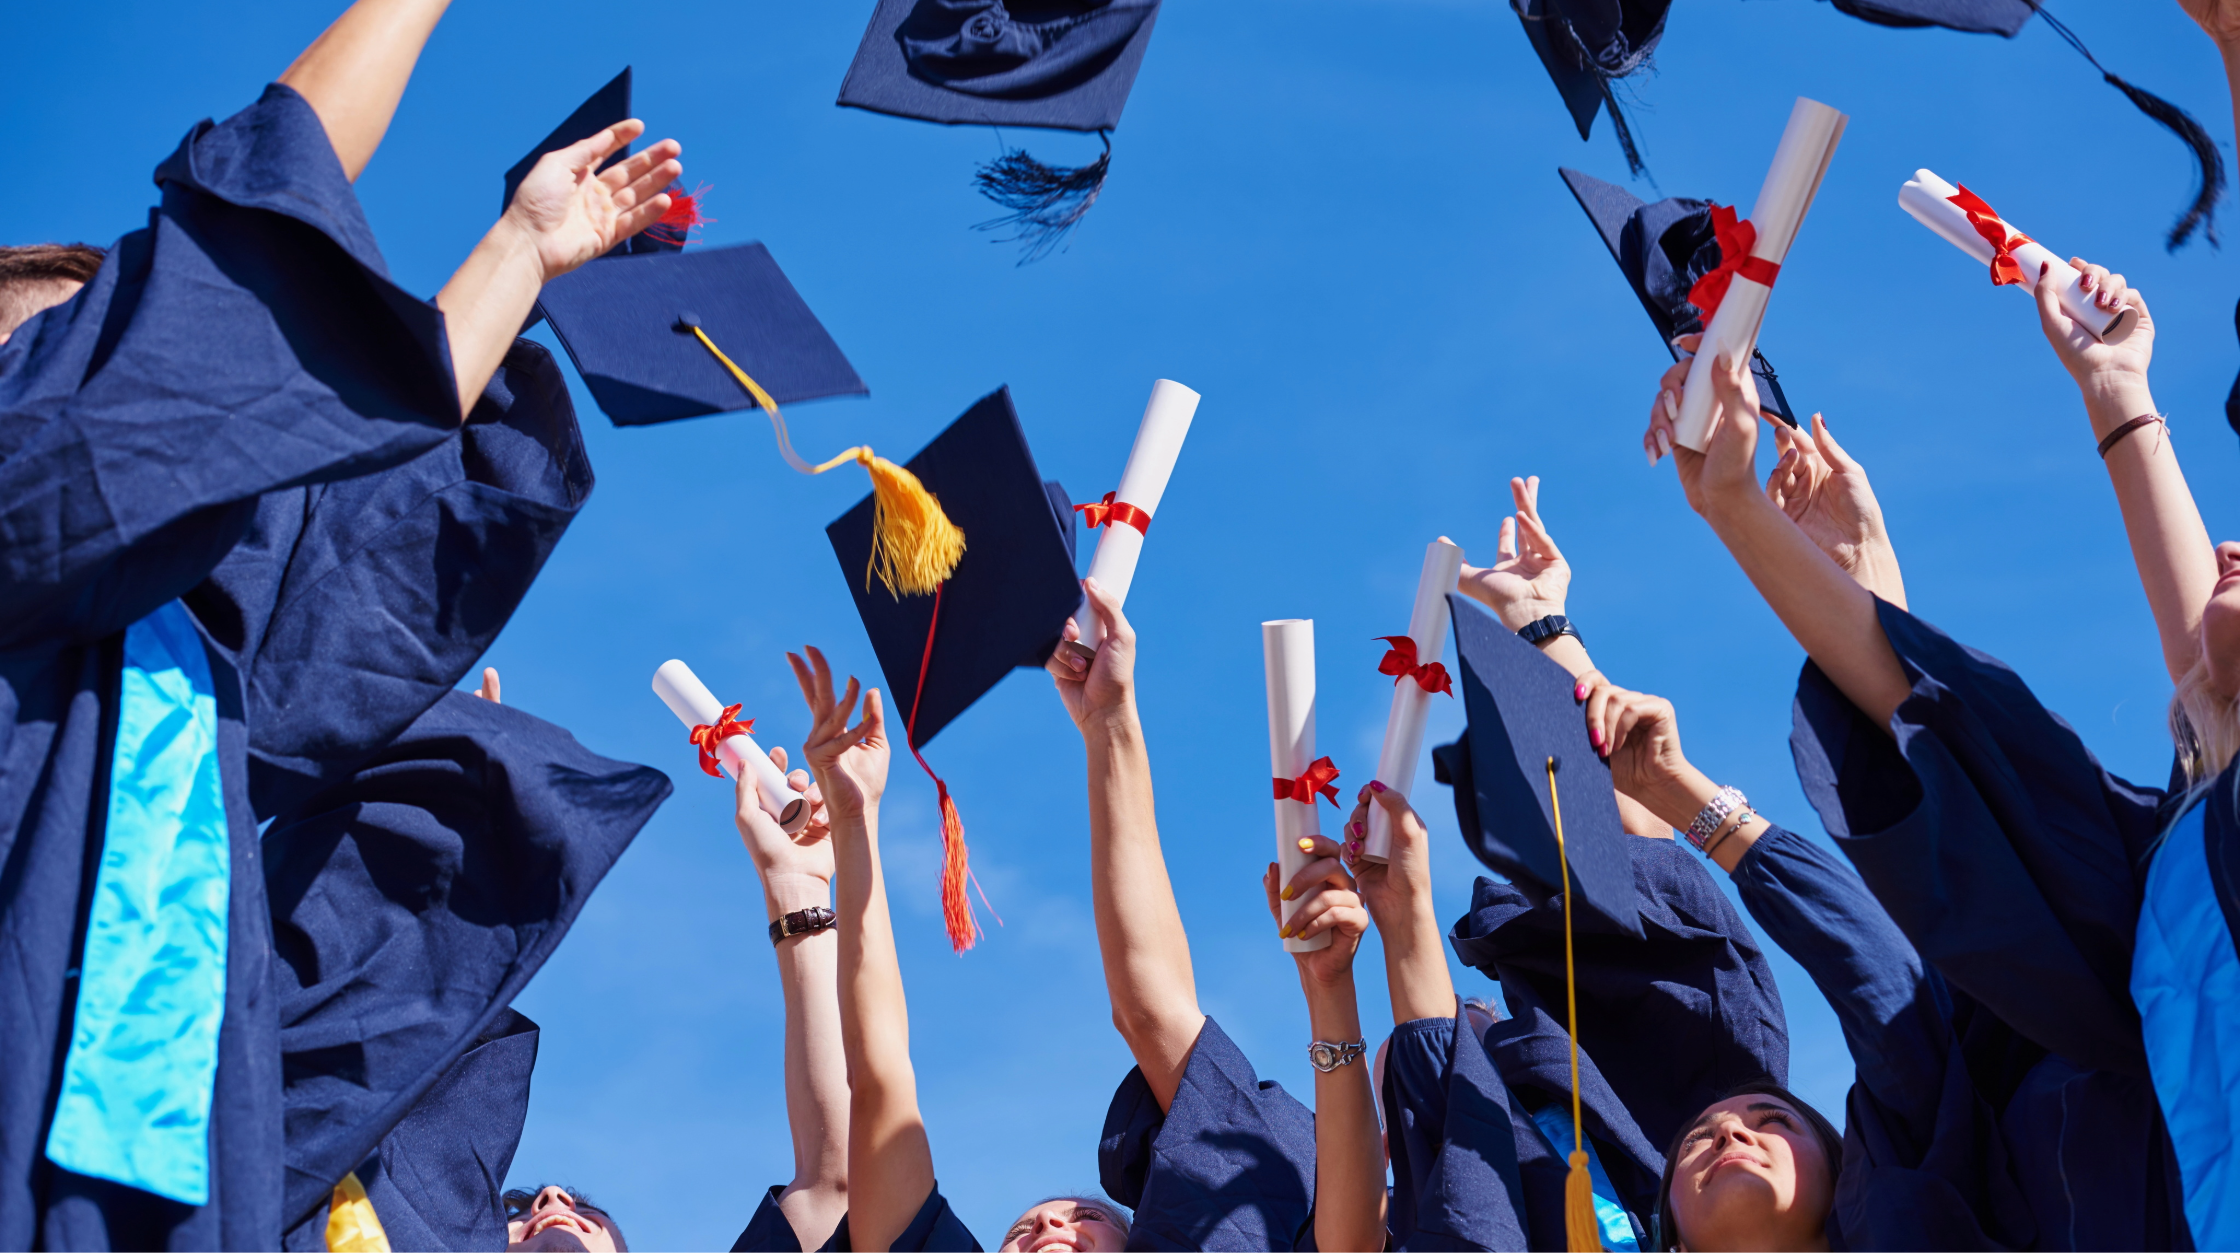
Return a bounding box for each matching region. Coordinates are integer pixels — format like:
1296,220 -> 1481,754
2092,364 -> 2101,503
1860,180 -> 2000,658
1703,810 -> 1756,861
2097,413 -> 2166,459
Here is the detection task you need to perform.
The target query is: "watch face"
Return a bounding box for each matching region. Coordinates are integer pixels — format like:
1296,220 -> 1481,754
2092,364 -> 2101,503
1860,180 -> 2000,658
1309,1044 -> 1335,1071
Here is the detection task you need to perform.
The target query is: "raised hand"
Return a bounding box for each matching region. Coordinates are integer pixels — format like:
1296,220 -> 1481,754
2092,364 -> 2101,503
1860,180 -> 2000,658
1579,677 -> 1692,808
2034,258 -> 2155,416
1340,782 -> 1433,937
1262,836 -> 1369,989
1665,351 -> 1766,520
2179,0 -> 2240,47
734,746 -> 835,882
472,665 -> 500,703
1458,477 -> 1570,631
786,647 -> 889,821
504,121 -> 684,283
1046,577 -> 1136,731
1764,413 -> 1906,607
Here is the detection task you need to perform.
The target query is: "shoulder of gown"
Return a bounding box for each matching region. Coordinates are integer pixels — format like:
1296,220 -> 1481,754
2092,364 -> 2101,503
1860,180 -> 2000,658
818,1183 -> 982,1252
1381,1010 -> 1530,1251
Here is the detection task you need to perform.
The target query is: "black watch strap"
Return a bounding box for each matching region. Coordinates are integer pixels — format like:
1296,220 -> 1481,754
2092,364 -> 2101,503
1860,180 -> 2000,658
768,905 -> 837,946
1517,613 -> 1582,648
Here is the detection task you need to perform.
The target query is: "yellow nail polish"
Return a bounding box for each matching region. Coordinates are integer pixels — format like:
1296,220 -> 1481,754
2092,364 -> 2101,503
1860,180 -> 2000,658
1297,836 -> 1314,851
1278,924 -> 1291,940
1279,885 -> 1294,901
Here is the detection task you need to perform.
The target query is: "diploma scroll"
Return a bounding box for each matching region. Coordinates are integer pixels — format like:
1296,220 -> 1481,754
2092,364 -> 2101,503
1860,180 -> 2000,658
1898,170 -> 2135,344
1674,97 -> 1848,452
651,659 -> 808,834
1362,539 -> 1465,863
1076,379 -> 1201,653
1263,619 -> 1332,954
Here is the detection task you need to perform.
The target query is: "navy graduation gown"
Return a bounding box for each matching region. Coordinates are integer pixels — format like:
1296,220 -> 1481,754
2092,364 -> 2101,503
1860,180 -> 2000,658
268,691 -> 669,1239
818,1184 -> 982,1252
1789,599 -> 2191,1248
732,1187 -> 802,1252
1450,833 -> 1789,1157
0,84 -> 590,1248
1100,1015 -> 1321,1251
282,1010 -> 542,1252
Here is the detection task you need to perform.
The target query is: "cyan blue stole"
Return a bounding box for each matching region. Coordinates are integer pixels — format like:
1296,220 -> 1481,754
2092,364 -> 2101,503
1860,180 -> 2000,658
44,600 -> 229,1204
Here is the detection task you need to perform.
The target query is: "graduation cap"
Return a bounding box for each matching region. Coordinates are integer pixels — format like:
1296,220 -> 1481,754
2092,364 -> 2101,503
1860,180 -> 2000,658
1560,167 -> 1798,428
825,386 -> 1082,951
1514,0 -> 1669,178
503,67 -> 707,255
837,0 -> 1165,262
1430,596 -> 1640,940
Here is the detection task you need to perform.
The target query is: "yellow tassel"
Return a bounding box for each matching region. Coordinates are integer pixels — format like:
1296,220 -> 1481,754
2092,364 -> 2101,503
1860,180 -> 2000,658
1549,757 -> 1603,1253
325,1172 -> 390,1253
684,323 -> 965,597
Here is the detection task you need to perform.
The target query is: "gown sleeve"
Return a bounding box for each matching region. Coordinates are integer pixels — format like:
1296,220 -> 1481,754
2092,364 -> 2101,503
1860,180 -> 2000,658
1382,1011 -> 1530,1251
1788,598 -> 2163,1077
1097,1015 -> 1320,1251
1729,825 -> 2038,1250
0,82 -> 458,653
816,1184 -> 981,1252
268,691 -> 671,1230
1449,832 -> 1789,1156
730,1188 -> 803,1252
187,337 -> 595,820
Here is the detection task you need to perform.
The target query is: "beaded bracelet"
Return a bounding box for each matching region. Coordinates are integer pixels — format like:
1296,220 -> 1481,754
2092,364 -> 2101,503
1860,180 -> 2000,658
1684,786 -> 1748,851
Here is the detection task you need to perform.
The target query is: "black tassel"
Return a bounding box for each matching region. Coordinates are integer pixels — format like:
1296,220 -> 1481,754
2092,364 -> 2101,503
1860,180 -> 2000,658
1597,75 -> 1650,181
2224,297 -> 2240,439
971,131 -> 1111,265
2031,5 -> 2224,251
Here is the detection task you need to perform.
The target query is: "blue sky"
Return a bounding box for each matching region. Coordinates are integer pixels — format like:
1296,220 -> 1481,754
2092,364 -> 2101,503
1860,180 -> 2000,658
9,0 -> 2238,1247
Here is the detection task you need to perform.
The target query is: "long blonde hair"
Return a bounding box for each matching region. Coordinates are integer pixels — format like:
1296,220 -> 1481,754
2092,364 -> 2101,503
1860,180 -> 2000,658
2170,655 -> 2240,787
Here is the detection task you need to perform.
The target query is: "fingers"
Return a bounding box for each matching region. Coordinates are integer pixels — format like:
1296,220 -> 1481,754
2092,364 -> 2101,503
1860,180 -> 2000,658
1672,333 -> 1702,358
1496,515 -> 1517,563
1046,617 -> 1092,684
555,119 -> 646,175
2032,260 -> 2072,339
854,687 -> 886,746
1366,780 -> 1429,851
1285,888 -> 1370,943
474,665 -> 501,704
1080,576 -> 1133,648
1514,495 -> 1562,560
601,139 -> 681,192
1263,862 -> 1283,923
1809,412 -> 1859,474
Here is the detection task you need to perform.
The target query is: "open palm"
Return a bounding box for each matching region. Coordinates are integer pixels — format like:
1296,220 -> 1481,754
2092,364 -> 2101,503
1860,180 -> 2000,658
505,120 -> 684,282
787,646 -> 890,819
1458,475 -> 1571,630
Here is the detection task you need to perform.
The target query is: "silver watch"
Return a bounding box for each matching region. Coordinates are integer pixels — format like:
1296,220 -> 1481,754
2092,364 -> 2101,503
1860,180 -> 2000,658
1308,1039 -> 1366,1073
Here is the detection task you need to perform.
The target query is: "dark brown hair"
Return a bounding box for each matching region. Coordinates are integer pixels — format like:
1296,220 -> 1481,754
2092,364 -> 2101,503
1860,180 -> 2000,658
0,243 -> 106,337
1650,1078 -> 1843,1251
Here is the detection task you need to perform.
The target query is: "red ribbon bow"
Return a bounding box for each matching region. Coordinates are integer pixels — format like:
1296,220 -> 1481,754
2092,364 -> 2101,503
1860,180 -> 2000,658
1274,756 -> 1343,807
1375,636 -> 1454,696
1946,186 -> 2033,288
1074,491 -> 1153,536
1686,204 -> 1782,326
688,702 -> 755,779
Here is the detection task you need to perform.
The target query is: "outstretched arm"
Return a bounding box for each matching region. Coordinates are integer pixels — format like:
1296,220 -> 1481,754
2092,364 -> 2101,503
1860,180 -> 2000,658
2033,260 -> 2212,684
789,647 -> 928,1254
736,749 -> 848,1252
1046,578 -> 1205,1110
276,0 -> 452,182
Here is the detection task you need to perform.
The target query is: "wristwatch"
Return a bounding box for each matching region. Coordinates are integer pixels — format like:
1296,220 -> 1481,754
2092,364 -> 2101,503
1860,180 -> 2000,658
1307,1039 -> 1367,1073
1517,613 -> 1583,649
768,905 -> 838,946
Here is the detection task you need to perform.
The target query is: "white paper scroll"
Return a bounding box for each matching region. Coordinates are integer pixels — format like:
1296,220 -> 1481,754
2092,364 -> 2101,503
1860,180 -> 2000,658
651,659 -> 808,834
1362,540 -> 1465,863
1674,97 -> 1848,452
1263,619 -> 1332,954
1898,169 -> 2135,344
1075,379 -> 1201,653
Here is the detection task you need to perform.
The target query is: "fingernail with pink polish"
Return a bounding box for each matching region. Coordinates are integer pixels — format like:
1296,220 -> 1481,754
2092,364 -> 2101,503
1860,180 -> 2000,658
1369,780 -> 1388,794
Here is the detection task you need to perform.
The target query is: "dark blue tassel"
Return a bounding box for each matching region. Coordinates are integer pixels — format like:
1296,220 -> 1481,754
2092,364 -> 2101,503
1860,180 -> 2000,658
972,132 -> 1111,265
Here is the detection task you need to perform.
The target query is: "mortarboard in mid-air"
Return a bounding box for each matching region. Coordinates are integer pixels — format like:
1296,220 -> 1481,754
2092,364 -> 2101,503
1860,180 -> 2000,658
1559,166 -> 1799,428
837,0 -> 1166,262
826,386 -> 1083,952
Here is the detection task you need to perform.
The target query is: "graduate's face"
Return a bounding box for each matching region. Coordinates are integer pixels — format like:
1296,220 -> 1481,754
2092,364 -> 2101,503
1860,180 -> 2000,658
0,278 -> 82,344
997,1199 -> 1129,1252
1666,1093 -> 1832,1251
2201,541 -> 2240,699
505,1186 -> 627,1252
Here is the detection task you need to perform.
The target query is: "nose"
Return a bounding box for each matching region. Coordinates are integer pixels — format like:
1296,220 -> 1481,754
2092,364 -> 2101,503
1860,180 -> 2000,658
2218,541 -> 2240,574
1712,1115 -> 1761,1150
533,1186 -> 575,1214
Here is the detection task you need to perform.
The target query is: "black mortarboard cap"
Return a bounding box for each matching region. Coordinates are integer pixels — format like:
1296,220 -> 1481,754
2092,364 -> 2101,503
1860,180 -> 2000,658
836,0 -> 1166,261
1827,0 -> 2030,35
1514,0 -> 1668,176
1430,597 -> 1641,938
826,386 -> 1080,750
535,243 -> 867,427
1560,167 -> 1798,427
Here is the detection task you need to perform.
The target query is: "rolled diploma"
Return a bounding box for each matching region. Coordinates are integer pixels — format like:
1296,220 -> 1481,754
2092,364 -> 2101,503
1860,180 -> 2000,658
1362,539 -> 1465,863
1674,97 -> 1848,452
651,659 -> 807,834
1076,379 -> 1201,652
1263,619 -> 1331,953
1898,169 -> 2134,344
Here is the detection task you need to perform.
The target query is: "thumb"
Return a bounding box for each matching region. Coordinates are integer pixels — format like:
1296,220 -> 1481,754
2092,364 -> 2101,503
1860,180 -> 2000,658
1081,577 -> 1133,647
1811,412 -> 1860,473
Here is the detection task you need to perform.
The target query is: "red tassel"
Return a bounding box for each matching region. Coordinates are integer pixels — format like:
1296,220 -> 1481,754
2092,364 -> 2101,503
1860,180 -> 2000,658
934,777 -> 976,953
644,182 -> 714,246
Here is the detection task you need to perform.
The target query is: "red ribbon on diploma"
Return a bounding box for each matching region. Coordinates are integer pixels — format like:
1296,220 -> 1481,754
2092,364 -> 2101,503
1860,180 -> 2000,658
1946,186 -> 2033,288
1686,205 -> 1782,326
1375,636 -> 1454,696
689,703 -> 755,779
1075,491 -> 1153,535
1274,756 -> 1343,807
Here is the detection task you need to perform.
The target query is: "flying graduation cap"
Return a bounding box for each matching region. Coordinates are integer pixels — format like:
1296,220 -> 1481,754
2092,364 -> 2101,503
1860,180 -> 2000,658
826,386 -> 1083,952
516,70 -> 968,602
837,0 -> 1166,262
1431,597 -> 1640,940
1519,1 -> 2223,250
1560,167 -> 1798,428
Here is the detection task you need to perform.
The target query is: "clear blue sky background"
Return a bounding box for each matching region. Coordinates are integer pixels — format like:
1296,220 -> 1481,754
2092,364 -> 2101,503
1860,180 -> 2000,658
8,0 -> 2237,1247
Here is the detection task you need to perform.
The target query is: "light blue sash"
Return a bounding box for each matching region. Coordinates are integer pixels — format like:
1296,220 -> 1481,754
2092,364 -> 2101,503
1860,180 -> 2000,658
1531,1104 -> 1642,1251
44,600 -> 229,1205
